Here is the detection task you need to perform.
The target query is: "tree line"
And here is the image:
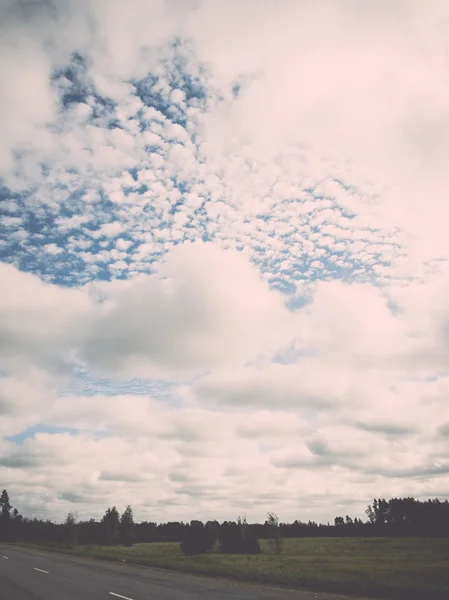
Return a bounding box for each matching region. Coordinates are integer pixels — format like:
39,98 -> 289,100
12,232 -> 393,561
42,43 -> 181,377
1,491 -> 448,555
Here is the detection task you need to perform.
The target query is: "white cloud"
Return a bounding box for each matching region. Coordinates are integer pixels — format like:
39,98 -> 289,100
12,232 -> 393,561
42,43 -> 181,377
0,374 -> 56,438
192,1 -> 449,272
194,1 -> 449,174
2,0 -> 449,522
83,241 -> 292,378
2,386 -> 446,523
98,221 -> 124,238
0,14 -> 57,174
115,238 -> 133,251
191,362 -> 352,411
5,237 -> 449,375
0,263 -> 92,377
44,243 -> 63,255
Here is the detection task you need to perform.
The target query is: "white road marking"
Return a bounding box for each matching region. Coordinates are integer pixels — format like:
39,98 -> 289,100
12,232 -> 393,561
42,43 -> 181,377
33,567 -> 49,574
109,593 -> 135,600
2,556 -> 9,559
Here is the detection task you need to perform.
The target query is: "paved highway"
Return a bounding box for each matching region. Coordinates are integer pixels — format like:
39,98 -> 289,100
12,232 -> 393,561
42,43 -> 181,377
0,544 -> 364,600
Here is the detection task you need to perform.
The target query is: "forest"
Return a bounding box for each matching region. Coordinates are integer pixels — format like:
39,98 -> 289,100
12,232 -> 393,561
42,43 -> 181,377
1,490 -> 448,555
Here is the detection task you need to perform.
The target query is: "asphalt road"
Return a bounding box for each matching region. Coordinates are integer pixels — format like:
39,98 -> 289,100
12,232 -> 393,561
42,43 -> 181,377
0,545 -> 366,600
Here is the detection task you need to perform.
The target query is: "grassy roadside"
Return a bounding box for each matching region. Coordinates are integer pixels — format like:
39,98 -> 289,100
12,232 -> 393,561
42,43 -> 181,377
9,537 -> 449,600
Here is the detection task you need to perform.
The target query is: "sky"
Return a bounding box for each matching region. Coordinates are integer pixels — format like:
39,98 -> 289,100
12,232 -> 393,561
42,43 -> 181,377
1,0 -> 449,525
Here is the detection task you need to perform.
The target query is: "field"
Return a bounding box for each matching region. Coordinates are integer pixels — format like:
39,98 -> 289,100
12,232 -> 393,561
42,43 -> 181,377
17,537 -> 449,599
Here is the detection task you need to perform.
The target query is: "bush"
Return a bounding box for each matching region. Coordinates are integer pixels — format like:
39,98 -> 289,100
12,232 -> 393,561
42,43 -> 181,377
180,520 -> 217,555
219,517 -> 260,554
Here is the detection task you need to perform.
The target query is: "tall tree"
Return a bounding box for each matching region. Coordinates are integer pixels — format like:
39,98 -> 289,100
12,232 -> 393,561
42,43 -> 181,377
101,507 -> 120,545
0,490 -> 11,519
265,512 -> 283,554
120,505 -> 135,546
65,511 -> 78,547
0,489 -> 12,541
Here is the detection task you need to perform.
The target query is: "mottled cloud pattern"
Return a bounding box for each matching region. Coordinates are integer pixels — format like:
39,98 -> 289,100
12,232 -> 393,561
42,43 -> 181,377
1,0 -> 449,523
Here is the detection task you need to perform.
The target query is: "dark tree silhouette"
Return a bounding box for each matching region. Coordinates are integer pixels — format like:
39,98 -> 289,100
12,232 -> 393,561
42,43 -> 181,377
219,517 -> 260,554
0,490 -> 11,515
101,507 -> 120,545
180,520 -> 217,555
135,521 -> 157,543
65,511 -> 78,547
265,512 -> 283,554
120,505 -> 135,546
0,489 -> 12,541
0,489 -> 448,547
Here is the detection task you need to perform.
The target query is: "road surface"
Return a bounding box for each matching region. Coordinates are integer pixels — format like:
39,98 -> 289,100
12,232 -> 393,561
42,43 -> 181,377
0,544 -> 370,600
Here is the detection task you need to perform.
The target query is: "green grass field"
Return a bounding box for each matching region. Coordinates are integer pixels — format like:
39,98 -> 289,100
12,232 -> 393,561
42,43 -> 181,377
17,537 -> 449,599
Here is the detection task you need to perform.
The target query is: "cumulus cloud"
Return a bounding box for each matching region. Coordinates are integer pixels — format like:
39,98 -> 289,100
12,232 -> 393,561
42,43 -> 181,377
0,374 -> 57,437
0,8 -> 57,171
0,241 -> 294,379
196,1 -> 449,175
83,241 -> 292,378
0,262 -> 92,376
1,0 -> 449,521
2,240 -> 436,384
2,401 -> 445,523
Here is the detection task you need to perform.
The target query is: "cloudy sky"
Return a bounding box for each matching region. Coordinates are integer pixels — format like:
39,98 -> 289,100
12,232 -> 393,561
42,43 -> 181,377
1,0 -> 449,525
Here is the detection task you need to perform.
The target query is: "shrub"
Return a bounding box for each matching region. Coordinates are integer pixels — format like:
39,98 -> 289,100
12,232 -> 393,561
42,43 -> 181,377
180,520 -> 217,555
219,517 -> 260,554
